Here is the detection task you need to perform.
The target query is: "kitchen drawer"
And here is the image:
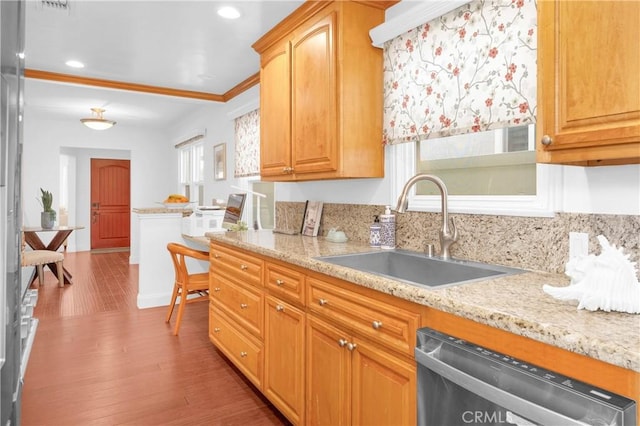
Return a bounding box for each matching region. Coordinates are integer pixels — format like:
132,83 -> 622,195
265,261 -> 305,307
210,243 -> 263,289
209,305 -> 263,389
210,273 -> 264,339
307,277 -> 420,357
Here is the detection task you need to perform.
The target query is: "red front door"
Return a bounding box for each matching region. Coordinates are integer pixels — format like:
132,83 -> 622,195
90,158 -> 131,249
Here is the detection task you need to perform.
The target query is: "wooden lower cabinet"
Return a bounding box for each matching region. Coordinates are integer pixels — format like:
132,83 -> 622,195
209,304 -> 263,389
306,315 -> 416,426
264,295 -> 306,425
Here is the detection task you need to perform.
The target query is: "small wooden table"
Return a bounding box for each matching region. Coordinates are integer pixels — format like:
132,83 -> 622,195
23,225 -> 84,286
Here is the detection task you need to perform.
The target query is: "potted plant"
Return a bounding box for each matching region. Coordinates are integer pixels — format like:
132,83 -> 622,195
38,188 -> 57,229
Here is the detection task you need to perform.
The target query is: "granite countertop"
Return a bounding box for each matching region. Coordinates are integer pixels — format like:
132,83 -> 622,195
204,230 -> 640,372
133,207 -> 193,216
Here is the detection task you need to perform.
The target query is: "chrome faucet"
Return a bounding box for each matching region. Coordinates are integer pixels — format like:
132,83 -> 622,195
395,174 -> 458,259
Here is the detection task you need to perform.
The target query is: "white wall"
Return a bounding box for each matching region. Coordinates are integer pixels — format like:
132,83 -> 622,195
169,86 -> 640,215
168,86 -> 262,205
23,110 -> 174,252
23,87 -> 639,255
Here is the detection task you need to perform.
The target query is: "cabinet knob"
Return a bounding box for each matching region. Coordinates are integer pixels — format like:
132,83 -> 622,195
541,135 -> 553,146
213,327 -> 221,333
240,264 -> 248,271
240,351 -> 248,358
346,342 -> 357,351
214,287 -> 221,292
282,166 -> 295,173
372,320 -> 383,330
276,305 -> 285,312
276,279 -> 285,286
214,254 -> 221,259
318,298 -> 328,306
240,303 -> 248,309
338,339 -> 348,347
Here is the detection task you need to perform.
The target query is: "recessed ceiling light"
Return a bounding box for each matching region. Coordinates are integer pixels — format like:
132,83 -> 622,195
217,6 -> 240,19
65,59 -> 85,68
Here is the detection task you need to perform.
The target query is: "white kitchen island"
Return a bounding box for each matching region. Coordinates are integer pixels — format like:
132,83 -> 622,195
131,208 -> 209,309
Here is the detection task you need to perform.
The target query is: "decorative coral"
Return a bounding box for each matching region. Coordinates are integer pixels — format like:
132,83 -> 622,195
543,235 -> 640,314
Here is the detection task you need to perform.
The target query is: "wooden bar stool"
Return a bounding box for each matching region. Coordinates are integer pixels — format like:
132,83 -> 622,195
165,243 -> 210,335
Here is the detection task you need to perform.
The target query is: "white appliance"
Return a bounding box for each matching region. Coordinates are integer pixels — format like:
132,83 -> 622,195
182,207 -> 226,236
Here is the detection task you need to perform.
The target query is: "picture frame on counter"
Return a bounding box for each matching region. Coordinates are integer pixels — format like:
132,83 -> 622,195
214,143 -> 226,181
301,201 -> 323,237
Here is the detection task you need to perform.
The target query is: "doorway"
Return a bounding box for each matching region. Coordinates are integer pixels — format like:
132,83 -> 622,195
90,158 -> 130,250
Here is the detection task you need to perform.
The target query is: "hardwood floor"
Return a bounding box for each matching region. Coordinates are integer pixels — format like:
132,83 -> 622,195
22,251 -> 290,426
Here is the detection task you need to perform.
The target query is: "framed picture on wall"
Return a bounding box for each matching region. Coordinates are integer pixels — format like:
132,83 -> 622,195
301,201 -> 323,237
214,143 -> 226,181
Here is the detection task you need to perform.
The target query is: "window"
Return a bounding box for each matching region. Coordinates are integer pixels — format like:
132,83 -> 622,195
391,141 -> 557,217
179,142 -> 204,205
416,125 -> 536,196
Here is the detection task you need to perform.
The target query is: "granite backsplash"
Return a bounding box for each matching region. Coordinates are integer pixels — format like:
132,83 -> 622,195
275,202 -> 640,275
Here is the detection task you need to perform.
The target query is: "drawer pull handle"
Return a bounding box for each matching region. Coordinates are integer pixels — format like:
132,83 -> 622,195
213,327 -> 221,333
240,351 -> 248,358
214,287 -> 221,292
276,305 -> 285,312
346,342 -> 357,351
338,339 -> 348,347
240,303 -> 248,309
276,279 -> 285,286
240,264 -> 248,271
318,298 -> 328,306
372,321 -> 383,330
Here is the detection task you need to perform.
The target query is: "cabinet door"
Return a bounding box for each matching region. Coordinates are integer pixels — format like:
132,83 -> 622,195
264,296 -> 305,425
290,11 -> 338,175
537,1 -> 640,164
260,40 -> 292,178
209,305 -> 264,389
350,336 -> 416,426
306,315 -> 350,426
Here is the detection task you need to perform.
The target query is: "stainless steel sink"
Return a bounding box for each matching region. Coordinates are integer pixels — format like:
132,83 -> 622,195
317,250 -> 523,289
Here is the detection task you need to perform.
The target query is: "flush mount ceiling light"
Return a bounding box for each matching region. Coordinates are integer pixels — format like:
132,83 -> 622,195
80,108 -> 116,130
65,59 -> 84,68
217,6 -> 240,19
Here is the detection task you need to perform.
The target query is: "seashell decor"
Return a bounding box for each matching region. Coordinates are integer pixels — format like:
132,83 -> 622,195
543,235 -> 640,314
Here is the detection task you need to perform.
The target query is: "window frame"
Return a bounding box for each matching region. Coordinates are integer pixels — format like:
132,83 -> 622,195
390,143 -> 559,217
179,141 -> 204,205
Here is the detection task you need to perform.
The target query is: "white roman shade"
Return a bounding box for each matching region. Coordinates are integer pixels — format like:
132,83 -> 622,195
382,0 -> 537,145
234,108 -> 260,178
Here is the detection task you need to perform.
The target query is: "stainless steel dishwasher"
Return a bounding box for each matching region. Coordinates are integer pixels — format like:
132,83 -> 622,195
416,328 -> 636,426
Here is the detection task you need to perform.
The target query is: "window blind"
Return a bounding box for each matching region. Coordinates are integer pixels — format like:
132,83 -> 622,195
234,108 -> 260,177
382,0 -> 537,145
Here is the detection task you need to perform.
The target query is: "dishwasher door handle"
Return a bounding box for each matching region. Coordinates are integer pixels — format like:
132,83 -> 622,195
415,347 -> 586,426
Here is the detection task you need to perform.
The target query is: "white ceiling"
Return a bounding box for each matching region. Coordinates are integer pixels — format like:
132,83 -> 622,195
23,0 -> 305,130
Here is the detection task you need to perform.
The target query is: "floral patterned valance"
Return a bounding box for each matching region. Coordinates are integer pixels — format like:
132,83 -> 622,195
234,109 -> 260,178
382,0 -> 537,145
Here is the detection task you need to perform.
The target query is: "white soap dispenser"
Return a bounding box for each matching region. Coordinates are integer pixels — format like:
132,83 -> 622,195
369,215 -> 381,247
380,206 -> 395,249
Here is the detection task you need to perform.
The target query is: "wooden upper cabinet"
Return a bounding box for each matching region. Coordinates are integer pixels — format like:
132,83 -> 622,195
290,12 -> 338,176
260,40 -> 291,178
537,1 -> 640,165
253,1 -> 385,181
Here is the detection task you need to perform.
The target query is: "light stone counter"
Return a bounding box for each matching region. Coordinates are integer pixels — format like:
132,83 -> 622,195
205,230 -> 640,372
132,207 -> 193,216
